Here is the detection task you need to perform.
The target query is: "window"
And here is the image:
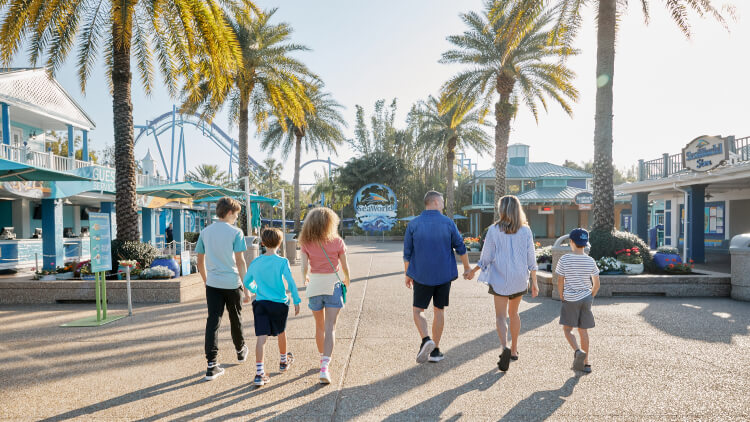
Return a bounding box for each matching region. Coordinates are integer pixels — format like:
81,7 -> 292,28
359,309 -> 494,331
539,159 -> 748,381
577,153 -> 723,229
523,180 -> 535,192
508,181 -> 521,194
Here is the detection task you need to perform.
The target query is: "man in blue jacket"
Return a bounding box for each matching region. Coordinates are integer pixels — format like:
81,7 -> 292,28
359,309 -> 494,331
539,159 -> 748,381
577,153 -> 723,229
404,191 -> 470,364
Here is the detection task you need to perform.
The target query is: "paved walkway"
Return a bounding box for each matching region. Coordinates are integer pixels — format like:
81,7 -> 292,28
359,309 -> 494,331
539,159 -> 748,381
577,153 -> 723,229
1,241 -> 749,421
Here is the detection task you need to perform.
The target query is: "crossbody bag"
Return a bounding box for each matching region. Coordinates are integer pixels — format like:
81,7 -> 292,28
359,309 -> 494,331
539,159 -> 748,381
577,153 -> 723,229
319,242 -> 347,304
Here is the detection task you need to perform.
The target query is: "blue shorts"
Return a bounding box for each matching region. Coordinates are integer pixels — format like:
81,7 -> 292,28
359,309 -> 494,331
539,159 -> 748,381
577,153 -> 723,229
308,283 -> 345,311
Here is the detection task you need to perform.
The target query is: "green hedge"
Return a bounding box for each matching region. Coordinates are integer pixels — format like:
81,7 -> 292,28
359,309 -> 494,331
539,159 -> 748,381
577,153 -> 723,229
111,240 -> 160,269
589,230 -> 655,272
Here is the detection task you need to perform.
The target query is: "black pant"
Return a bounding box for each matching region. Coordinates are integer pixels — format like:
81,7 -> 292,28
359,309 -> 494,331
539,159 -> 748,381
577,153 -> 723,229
205,285 -> 245,363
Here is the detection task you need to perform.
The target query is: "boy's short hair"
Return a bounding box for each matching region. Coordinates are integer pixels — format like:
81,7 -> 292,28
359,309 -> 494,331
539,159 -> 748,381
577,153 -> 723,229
216,196 -> 241,219
424,191 -> 443,206
261,228 -> 283,248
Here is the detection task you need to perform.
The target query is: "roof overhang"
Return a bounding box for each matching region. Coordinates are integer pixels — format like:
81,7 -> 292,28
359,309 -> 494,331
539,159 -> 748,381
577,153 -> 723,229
615,161 -> 750,196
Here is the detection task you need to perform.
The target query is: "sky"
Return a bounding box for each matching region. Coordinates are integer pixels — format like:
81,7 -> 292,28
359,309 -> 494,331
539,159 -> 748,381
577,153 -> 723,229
10,1 -> 750,186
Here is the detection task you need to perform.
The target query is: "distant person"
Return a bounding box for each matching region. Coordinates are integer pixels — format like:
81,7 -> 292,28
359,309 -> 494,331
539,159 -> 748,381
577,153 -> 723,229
165,223 -> 174,244
244,228 -> 301,387
403,191 -> 470,364
195,197 -> 249,381
466,195 -> 538,371
555,228 -> 600,374
300,207 -> 351,384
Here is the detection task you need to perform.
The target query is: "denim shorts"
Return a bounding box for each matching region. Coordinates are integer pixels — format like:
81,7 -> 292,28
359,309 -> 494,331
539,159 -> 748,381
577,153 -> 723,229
308,283 -> 345,311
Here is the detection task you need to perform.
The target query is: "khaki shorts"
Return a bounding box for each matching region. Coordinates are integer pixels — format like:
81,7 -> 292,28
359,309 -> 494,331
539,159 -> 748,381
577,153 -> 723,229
488,284 -> 526,299
559,294 -> 595,329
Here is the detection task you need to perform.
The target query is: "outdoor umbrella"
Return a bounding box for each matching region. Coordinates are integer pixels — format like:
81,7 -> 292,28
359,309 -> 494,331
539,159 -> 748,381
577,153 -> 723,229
0,158 -> 94,182
194,193 -> 280,206
136,181 -> 244,200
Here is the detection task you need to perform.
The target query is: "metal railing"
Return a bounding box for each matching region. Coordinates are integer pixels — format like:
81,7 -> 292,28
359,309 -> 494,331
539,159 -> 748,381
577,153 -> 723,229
637,135 -> 749,181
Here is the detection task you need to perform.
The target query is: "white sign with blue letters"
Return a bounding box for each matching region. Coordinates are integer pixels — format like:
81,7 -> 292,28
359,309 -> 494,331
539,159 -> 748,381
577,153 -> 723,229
682,135 -> 728,172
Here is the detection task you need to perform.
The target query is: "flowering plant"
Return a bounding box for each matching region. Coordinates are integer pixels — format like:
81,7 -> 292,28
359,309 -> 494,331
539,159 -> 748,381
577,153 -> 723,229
140,265 -> 175,279
56,263 -> 75,273
535,246 -> 552,263
118,259 -> 139,268
664,258 -> 694,274
77,261 -> 93,276
535,241 -> 542,248
597,257 -> 625,273
615,247 -> 643,264
463,237 -> 480,245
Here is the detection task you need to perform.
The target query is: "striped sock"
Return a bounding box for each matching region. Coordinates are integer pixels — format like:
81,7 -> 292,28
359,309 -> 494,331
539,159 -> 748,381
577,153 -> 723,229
321,356 -> 331,371
255,362 -> 264,375
280,353 -> 287,364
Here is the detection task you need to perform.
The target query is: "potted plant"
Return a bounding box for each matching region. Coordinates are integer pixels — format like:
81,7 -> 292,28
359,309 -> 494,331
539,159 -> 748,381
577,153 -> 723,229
463,237 -> 480,251
140,265 -> 175,280
35,269 -> 57,281
150,255 -> 179,278
118,259 -> 141,279
536,246 -> 552,271
665,260 -> 694,274
596,257 -> 625,275
615,247 -> 644,274
77,261 -> 96,280
55,263 -> 75,280
653,246 -> 682,270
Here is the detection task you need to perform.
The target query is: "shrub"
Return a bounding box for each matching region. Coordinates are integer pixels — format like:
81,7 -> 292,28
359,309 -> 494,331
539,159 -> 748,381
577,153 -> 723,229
590,230 -> 654,272
536,246 -> 552,263
184,232 -> 200,243
140,265 -> 175,279
656,246 -> 680,255
111,240 -> 159,269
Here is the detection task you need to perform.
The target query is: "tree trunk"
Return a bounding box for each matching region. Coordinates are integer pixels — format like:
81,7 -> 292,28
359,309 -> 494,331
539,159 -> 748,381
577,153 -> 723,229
237,88 -> 250,235
493,100 -> 513,222
445,136 -> 457,218
591,0 -> 617,232
293,133 -> 302,232
111,14 -> 139,242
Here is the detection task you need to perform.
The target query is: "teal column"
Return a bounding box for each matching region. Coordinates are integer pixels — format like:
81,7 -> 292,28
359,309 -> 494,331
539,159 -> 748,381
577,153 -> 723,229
100,202 -> 116,240
82,130 -> 89,162
142,208 -> 155,244
67,125 -> 74,158
1,103 -> 9,146
172,208 -> 185,253
42,199 -> 64,270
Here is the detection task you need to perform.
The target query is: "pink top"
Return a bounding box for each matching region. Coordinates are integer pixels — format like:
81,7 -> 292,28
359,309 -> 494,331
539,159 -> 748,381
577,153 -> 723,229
301,237 -> 347,274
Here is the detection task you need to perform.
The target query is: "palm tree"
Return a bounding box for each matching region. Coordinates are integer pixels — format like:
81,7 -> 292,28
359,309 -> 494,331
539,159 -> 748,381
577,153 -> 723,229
0,1 -> 253,241
511,0 -> 733,231
442,0 -> 579,221
184,8 -> 313,202
186,164 -> 228,186
416,93 -> 493,218
260,157 -> 284,194
261,82 -> 347,231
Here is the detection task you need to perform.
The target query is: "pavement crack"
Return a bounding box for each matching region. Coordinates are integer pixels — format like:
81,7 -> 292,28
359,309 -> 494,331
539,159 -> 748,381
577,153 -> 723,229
330,255 -> 372,422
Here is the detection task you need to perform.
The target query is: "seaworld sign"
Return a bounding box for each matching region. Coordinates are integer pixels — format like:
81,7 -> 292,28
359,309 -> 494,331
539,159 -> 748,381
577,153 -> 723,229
353,183 -> 397,232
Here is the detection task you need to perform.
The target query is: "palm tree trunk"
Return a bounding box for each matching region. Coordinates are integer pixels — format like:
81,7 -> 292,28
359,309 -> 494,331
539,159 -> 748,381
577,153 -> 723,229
445,136 -> 457,218
293,133 -> 302,232
493,100 -> 512,222
237,87 -> 250,235
592,0 -> 617,232
111,16 -> 139,242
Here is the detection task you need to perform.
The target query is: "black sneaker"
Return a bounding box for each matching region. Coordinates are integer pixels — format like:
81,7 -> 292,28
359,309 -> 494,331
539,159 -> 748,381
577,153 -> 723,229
498,347 -> 511,371
237,344 -> 249,363
205,363 -> 225,381
416,338 -> 436,364
428,348 -> 444,363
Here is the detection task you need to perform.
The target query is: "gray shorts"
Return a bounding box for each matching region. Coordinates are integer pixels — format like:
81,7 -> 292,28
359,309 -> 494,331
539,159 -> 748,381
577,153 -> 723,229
559,294 -> 595,329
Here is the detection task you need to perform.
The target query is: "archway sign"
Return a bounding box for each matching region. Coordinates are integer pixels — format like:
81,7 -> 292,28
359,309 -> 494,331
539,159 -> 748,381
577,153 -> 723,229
353,183 -> 397,231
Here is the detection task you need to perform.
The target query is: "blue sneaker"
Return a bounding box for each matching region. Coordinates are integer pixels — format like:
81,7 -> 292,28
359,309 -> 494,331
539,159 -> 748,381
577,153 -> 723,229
280,352 -> 294,372
254,373 -> 270,386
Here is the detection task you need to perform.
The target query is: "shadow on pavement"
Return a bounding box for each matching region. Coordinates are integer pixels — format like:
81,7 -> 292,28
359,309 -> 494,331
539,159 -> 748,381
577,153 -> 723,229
637,298 -> 749,343
498,375 -> 580,421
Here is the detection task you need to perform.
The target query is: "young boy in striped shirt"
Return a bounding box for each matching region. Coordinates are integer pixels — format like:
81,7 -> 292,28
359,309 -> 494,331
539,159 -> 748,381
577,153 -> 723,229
555,228 -> 600,374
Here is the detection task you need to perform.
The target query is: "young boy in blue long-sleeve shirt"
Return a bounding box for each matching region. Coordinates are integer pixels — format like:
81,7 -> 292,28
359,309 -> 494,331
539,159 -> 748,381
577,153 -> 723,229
243,228 -> 301,387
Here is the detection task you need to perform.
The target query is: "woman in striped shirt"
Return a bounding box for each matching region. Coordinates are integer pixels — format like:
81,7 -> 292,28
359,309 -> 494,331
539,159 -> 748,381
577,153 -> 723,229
467,195 -> 538,371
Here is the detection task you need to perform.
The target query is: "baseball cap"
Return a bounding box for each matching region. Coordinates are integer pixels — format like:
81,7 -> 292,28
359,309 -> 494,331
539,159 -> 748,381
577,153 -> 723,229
569,228 -> 590,248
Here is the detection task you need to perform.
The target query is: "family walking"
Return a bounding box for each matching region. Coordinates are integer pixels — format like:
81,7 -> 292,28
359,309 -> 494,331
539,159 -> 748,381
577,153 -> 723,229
194,190 -> 600,386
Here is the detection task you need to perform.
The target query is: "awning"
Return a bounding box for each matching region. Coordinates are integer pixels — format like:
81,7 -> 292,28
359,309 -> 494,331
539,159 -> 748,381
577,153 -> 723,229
136,181 -> 244,200
0,158 -> 93,182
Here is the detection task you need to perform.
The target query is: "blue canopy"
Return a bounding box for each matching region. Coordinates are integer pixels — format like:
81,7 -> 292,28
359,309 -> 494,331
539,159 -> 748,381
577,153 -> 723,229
136,181 -> 244,200
0,158 -> 93,182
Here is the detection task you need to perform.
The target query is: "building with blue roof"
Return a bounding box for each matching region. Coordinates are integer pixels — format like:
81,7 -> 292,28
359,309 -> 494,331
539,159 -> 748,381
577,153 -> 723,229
463,143 -> 631,239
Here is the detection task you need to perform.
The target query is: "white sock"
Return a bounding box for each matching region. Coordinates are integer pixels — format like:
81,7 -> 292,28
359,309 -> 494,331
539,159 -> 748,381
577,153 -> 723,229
256,362 -> 264,375
280,353 -> 287,363
321,356 -> 331,371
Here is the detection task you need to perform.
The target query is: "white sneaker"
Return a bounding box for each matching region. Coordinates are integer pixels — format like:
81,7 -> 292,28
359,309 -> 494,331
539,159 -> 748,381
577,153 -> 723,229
319,368 -> 331,384
416,339 -> 436,364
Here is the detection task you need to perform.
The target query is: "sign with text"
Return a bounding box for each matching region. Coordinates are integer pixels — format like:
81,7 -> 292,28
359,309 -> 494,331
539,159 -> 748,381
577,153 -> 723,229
353,183 -> 397,232
181,251 -> 191,276
574,192 -> 593,210
88,212 -> 112,272
682,135 -> 728,172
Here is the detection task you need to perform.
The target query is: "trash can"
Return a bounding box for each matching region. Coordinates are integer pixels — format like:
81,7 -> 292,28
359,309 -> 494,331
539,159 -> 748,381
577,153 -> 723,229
730,233 -> 750,301
285,233 -> 298,264
244,236 -> 259,264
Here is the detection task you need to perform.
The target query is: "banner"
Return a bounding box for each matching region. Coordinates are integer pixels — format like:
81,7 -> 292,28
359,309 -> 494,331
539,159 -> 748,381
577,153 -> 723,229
353,183 -> 397,232
89,212 -> 112,272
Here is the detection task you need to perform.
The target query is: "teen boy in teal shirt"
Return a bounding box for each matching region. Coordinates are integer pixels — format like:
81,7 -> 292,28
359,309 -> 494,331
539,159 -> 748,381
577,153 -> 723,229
244,228 -> 301,386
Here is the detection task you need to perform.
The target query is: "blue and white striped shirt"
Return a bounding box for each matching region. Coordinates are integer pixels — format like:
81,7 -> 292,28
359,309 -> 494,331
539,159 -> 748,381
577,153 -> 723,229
556,253 -> 599,301
477,225 -> 538,296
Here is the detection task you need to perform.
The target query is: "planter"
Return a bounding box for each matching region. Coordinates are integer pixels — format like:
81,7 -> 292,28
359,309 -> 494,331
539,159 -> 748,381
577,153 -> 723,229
600,270 -> 625,275
150,258 -> 179,278
537,262 -> 552,272
39,274 -> 57,281
80,274 -> 96,280
618,261 -> 644,275
55,272 -> 74,280
654,253 -> 682,270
